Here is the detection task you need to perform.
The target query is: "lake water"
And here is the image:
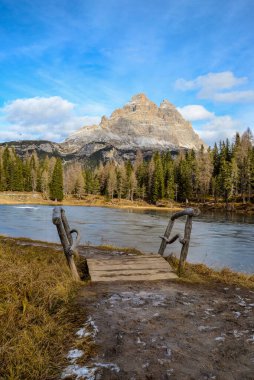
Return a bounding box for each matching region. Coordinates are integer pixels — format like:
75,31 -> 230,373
0,204 -> 253,273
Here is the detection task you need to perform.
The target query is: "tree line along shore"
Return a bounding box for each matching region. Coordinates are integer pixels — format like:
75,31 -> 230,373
0,129 -> 253,208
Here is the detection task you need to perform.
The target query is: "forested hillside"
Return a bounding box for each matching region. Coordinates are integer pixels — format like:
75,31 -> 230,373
0,129 -> 253,204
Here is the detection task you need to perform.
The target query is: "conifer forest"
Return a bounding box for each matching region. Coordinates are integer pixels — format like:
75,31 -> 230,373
0,130 -> 253,204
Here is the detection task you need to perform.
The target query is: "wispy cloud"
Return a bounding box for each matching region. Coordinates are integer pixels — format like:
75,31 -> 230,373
175,71 -> 254,103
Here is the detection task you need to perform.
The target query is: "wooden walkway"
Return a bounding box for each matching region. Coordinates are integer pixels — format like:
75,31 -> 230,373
87,254 -> 178,282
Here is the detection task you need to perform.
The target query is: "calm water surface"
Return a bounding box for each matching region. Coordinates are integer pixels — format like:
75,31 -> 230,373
0,205 -> 253,273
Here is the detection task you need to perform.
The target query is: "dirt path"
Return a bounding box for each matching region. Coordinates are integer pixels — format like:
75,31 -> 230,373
61,247 -> 254,380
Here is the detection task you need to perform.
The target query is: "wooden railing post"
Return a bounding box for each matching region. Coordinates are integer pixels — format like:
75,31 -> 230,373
159,208 -> 200,276
178,214 -> 193,275
52,207 -> 80,281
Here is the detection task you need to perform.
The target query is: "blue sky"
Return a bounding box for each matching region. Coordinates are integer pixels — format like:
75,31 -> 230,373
0,0 -> 254,145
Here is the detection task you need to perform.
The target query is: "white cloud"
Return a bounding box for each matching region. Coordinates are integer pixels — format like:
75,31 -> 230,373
197,115 -> 242,146
177,105 -> 214,121
175,71 -> 246,92
212,90 -> 254,103
177,102 -> 246,146
175,71 -> 254,103
0,96 -> 101,142
4,96 -> 74,125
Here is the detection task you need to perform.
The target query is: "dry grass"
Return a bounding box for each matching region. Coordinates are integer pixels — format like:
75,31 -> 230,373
167,255 -> 254,289
0,238 -> 87,380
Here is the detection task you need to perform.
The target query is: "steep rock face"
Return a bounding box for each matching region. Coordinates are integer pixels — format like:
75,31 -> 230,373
63,93 -> 204,155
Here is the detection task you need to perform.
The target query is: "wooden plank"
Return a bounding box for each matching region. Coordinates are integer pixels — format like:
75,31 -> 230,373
91,272 -> 178,282
87,255 -> 178,283
87,262 -> 169,271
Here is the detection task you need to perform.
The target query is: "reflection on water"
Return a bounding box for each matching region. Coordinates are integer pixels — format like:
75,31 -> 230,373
0,205 -> 253,273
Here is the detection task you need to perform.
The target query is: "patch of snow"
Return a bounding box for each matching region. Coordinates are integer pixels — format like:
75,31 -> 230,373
166,348 -> 172,357
86,316 -> 99,337
198,325 -> 218,332
236,295 -> 247,307
233,311 -> 241,318
142,362 -> 149,369
76,328 -> 91,338
94,362 -> 120,373
67,349 -> 84,361
61,365 -> 96,380
108,291 -> 167,307
62,316 -> 102,379
215,336 -> 225,342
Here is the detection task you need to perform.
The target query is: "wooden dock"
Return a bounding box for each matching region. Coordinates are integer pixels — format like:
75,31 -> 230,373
87,254 -> 178,282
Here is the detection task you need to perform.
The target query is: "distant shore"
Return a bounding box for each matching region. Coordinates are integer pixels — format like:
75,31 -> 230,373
0,191 -> 253,214
0,191 -> 182,212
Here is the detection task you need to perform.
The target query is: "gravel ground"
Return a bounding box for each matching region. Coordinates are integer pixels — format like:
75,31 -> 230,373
62,247 -> 254,380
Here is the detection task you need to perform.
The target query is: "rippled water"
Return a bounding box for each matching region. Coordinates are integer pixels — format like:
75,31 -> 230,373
0,204 -> 253,273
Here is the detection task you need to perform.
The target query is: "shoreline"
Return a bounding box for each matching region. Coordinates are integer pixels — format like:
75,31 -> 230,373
1,235 -> 254,284
0,191 -> 254,214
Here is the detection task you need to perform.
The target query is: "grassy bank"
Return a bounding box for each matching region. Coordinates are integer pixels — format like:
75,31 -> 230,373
0,237 -> 88,380
167,255 -> 254,289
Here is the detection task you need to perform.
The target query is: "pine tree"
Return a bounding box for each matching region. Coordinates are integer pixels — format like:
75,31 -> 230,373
13,156 -> 24,191
218,158 -> 233,205
49,158 -> 63,201
151,152 -> 165,203
162,152 -> 175,200
23,156 -> 32,192
3,146 -> 12,190
196,146 -> 213,202
176,153 -> 193,202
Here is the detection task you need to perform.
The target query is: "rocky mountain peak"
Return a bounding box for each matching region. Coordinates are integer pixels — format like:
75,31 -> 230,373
159,99 -> 175,109
123,93 -> 157,114
62,93 -> 205,159
128,93 -> 151,105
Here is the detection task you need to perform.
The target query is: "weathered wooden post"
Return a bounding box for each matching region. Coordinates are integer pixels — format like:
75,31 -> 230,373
52,206 -> 80,281
159,208 -> 200,276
